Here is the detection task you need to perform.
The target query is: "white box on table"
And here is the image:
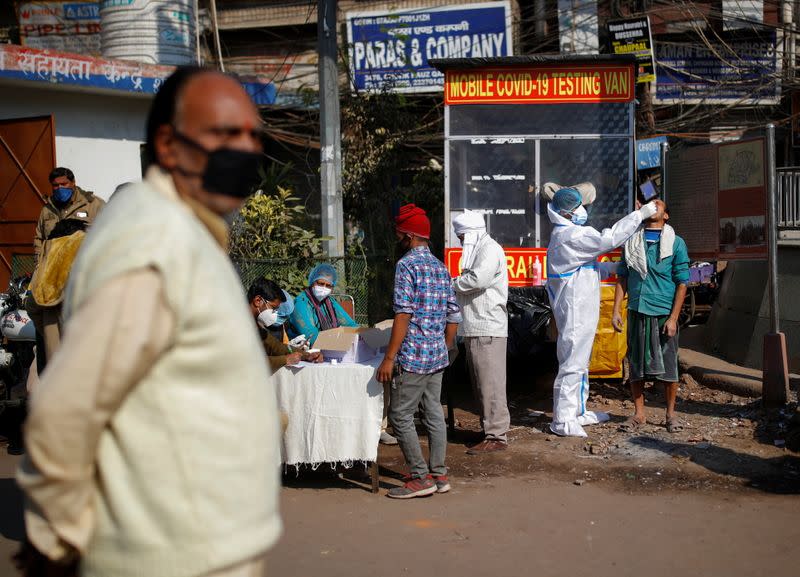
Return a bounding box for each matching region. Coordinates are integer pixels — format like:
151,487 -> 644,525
315,327 -> 386,364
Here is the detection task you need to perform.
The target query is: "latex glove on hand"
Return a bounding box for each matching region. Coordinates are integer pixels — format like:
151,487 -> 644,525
638,200 -> 658,220
288,334 -> 309,351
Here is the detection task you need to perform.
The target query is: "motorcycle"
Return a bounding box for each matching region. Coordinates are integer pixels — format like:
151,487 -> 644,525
0,275 -> 36,454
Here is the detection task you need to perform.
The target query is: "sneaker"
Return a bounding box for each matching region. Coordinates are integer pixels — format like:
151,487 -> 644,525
387,476 -> 437,499
466,439 -> 508,455
379,431 -> 398,445
430,474 -> 451,494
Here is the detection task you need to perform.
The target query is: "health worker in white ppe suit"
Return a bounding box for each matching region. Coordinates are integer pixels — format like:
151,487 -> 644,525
546,187 -> 660,437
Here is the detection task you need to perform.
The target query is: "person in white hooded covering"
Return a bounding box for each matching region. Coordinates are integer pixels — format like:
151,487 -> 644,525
452,210 -> 511,453
546,187 -> 660,437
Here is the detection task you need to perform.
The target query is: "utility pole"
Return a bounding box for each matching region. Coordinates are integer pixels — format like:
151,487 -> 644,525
208,0 -> 225,72
762,123 -> 789,407
318,0 -> 344,257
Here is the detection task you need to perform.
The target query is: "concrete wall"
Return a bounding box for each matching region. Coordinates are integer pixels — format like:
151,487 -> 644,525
708,246 -> 800,372
0,84 -> 151,199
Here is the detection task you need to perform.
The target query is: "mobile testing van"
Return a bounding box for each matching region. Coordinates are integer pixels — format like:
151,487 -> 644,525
431,55 -> 638,377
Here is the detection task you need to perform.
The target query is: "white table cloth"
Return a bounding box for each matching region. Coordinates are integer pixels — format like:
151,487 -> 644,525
273,358 -> 384,468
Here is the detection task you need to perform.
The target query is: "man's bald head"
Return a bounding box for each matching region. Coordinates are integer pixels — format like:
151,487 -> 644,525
145,68 -> 259,165
145,66 -> 205,166
145,67 -> 264,214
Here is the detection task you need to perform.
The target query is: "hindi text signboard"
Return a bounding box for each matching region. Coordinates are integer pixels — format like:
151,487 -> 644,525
0,43 -> 277,104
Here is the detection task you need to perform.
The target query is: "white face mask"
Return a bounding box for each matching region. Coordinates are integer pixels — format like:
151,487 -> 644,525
571,205 -> 588,226
257,307 -> 279,329
312,285 -> 332,301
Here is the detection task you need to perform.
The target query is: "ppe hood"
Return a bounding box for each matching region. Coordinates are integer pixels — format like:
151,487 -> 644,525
548,203 -> 576,227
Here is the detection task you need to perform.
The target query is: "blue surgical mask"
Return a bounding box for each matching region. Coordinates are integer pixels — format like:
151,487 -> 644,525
52,187 -> 73,206
571,205 -> 588,226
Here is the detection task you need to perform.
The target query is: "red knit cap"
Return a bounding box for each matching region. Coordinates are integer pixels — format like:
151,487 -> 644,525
395,203 -> 431,239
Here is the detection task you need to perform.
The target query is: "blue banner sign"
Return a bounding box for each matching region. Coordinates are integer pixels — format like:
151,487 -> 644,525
637,136 -> 667,170
655,31 -> 780,105
0,44 -> 276,105
346,1 -> 512,93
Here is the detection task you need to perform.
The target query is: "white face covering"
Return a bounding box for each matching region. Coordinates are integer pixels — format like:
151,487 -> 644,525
571,205 -> 588,226
257,308 -> 279,329
312,285 -> 332,301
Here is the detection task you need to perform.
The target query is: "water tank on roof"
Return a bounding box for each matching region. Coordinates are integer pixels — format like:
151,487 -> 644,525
100,0 -> 196,66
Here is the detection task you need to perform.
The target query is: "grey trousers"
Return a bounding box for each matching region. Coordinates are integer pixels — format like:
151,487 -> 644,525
388,369 -> 447,479
465,336 -> 510,442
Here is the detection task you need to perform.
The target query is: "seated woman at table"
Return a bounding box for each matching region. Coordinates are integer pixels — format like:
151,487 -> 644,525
287,263 -> 358,345
248,278 -> 322,372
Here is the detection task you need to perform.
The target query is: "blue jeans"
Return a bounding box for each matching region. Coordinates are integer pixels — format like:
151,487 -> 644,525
388,369 -> 447,479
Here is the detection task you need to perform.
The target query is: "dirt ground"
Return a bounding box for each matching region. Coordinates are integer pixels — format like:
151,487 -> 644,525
270,369 -> 800,576
365,365 -> 800,496
0,366 -> 798,577
274,476 -> 800,577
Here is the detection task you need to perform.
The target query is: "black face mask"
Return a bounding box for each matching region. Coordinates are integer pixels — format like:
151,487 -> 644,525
396,235 -> 411,257
173,130 -> 263,198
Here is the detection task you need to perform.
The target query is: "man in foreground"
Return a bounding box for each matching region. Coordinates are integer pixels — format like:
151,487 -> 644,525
452,210 -> 510,454
377,204 -> 461,499
613,200 -> 689,433
547,187 -> 660,438
17,67 -> 282,577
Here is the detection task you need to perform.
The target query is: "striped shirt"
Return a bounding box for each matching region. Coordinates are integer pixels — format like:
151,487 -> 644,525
393,246 -> 462,374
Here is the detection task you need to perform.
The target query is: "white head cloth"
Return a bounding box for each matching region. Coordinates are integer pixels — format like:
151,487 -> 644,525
453,210 -> 486,271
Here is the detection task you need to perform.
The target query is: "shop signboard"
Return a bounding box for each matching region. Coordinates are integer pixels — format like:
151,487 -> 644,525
605,17 -> 655,83
346,1 -> 512,93
636,135 -> 666,170
666,138 -> 766,260
444,64 -> 634,104
445,247 -> 623,287
717,138 -> 767,259
16,1 -> 102,55
0,43 -> 277,104
655,31 -> 780,105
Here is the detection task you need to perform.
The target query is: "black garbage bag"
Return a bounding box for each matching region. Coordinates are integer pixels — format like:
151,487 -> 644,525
507,286 -> 552,359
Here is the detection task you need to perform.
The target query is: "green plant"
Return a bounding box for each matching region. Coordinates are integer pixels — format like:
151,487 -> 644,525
229,182 -> 330,294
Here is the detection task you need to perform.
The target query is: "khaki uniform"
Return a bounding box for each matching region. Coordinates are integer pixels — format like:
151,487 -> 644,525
260,328 -> 291,373
34,187 -> 105,264
30,187 -> 105,365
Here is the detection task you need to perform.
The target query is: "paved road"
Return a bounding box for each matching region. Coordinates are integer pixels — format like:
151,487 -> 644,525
1,452 -> 797,577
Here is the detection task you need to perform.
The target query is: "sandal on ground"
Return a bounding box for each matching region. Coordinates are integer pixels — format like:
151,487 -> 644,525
618,417 -> 646,433
665,416 -> 684,433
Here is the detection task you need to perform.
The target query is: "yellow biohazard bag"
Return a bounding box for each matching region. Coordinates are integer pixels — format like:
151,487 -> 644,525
29,231 -> 86,307
589,285 -> 627,379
